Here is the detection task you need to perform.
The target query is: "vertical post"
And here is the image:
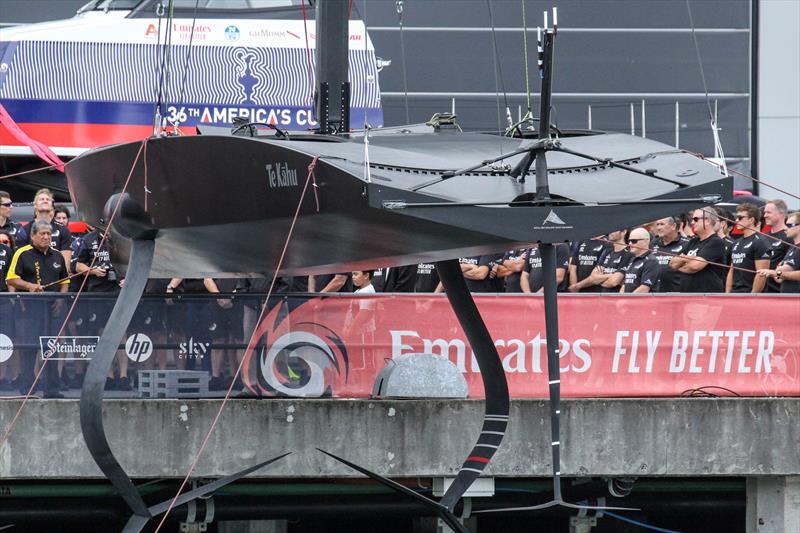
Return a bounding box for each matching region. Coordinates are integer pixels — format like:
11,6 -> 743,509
315,0 -> 349,134
587,104 -> 592,130
713,99 -> 720,158
539,243 -> 563,502
534,27 -> 555,199
641,99 -> 646,138
675,101 -> 680,148
630,102 -> 635,135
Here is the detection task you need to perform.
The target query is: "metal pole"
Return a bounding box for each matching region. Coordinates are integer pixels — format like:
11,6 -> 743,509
534,29 -> 555,198
539,243 -> 563,502
675,101 -> 680,148
630,102 -> 635,135
588,104 -> 592,130
641,99 -> 646,138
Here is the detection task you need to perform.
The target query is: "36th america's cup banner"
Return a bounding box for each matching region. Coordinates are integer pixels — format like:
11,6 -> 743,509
243,294 -> 800,398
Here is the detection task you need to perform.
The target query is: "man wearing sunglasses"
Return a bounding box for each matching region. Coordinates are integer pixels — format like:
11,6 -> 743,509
668,208 -> 727,292
0,191 -> 27,244
651,216 -> 690,292
726,203 -> 771,293
620,228 -> 660,293
763,199 -> 792,293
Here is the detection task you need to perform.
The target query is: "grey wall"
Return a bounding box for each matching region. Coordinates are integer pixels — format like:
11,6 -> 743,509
757,0 -> 800,210
361,0 -> 752,169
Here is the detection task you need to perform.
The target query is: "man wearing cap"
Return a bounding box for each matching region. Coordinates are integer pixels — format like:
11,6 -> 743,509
620,228 -> 661,293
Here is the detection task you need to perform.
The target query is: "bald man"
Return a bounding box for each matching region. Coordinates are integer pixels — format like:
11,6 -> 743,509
620,227 -> 661,293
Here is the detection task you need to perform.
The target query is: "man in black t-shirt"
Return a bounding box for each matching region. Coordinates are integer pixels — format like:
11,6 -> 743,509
757,211 -> 800,293
651,216 -> 690,292
0,191 -> 27,243
586,230 -> 631,293
17,205 -> 73,270
447,255 -> 504,293
669,208 -> 727,292
568,237 -> 608,293
763,200 -> 793,293
725,204 -> 771,293
414,263 -> 440,292
310,273 -> 352,293
521,244 -> 569,293
620,228 -> 660,293
382,265 -> 418,292
498,248 -> 528,293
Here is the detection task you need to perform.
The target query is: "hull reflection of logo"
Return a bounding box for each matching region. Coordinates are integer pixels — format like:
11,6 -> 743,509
242,303 -> 349,397
0,333 -> 13,364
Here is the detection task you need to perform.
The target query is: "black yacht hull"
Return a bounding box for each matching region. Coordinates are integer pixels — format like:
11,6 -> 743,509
66,134 -> 730,277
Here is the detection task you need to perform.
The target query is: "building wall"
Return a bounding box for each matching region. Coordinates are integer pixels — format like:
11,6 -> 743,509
757,0 -> 800,209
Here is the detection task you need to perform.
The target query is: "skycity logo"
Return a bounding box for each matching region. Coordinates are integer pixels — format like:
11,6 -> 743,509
178,337 -> 210,359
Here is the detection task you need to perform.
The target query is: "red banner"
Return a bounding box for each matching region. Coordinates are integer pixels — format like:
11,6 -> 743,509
243,295 -> 800,398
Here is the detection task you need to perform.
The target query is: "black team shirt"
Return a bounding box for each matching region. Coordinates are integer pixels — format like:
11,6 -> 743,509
76,230 -> 119,292
766,230 -> 792,293
729,233 -> 771,293
523,245 -> 570,292
779,246 -> 800,293
621,251 -> 661,293
677,235 -> 727,293
652,235 -> 689,292
571,239 -> 609,293
0,243 -> 11,291
501,248 -> 528,293
597,246 -> 632,293
459,255 -> 503,292
414,263 -> 439,292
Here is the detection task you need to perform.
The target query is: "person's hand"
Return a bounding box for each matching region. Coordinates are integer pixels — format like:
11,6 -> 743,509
217,298 -> 233,310
568,284 -> 579,293
118,278 -> 125,288
756,269 -> 775,279
29,283 -> 44,293
91,267 -> 107,278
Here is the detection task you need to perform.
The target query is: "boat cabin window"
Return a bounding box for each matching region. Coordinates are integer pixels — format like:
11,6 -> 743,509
79,0 -> 141,12
128,0 -> 307,18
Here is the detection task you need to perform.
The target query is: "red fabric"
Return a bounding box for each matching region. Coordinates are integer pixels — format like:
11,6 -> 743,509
243,294 -> 800,398
0,102 -> 66,172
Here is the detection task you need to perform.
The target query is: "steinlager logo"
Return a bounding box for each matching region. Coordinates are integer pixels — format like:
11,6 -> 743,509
0,333 -> 13,363
39,336 -> 99,360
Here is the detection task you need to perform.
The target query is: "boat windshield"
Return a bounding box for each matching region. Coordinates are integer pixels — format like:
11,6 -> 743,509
79,0 -> 298,14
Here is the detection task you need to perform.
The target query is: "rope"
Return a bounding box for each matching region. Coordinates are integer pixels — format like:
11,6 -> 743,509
397,1 -> 410,124
685,150 -> 800,200
521,0 -> 532,118
0,165 -> 59,181
154,156 -> 321,531
175,0 -> 200,121
713,212 -> 800,252
487,0 -> 506,142
0,139 -> 147,450
686,0 -> 728,176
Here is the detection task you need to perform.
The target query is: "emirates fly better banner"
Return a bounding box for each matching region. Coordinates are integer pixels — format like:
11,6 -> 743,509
243,295 -> 800,398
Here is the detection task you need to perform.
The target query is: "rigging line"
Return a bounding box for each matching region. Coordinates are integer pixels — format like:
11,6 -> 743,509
686,0 -> 728,176
176,0 -> 200,116
154,156 -> 321,532
487,0 -> 504,145
163,0 -> 175,123
521,0 -> 532,117
152,1 -> 167,131
0,164 -> 59,180
0,139 -> 147,450
362,0 -> 371,183
397,1 -> 410,124
300,1 -> 315,108
686,151 -> 800,200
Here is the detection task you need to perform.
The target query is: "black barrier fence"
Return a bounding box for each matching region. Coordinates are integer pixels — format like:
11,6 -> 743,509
0,292 -> 298,398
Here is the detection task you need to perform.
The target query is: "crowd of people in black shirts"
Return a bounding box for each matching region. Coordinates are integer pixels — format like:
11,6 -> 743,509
1,188 -> 798,397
